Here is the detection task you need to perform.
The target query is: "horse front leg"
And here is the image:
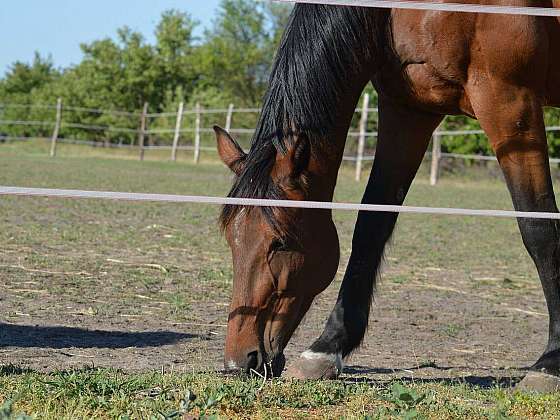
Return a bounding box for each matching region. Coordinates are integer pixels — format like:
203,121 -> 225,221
285,98 -> 442,379
470,86 -> 560,392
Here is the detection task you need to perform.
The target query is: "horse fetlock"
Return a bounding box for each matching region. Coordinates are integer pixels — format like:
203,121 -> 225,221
514,349 -> 560,393
284,350 -> 343,380
532,348 -> 560,377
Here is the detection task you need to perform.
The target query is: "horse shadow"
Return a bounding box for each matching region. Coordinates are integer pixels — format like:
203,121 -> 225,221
343,364 -> 526,389
0,322 -> 198,350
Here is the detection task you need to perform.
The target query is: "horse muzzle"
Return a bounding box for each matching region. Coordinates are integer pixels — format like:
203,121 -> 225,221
224,349 -> 285,377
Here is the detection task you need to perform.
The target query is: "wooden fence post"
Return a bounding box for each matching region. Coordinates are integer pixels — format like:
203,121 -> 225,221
225,103 -> 234,132
138,102 -> 148,161
171,102 -> 184,161
194,102 -> 201,164
50,97 -> 62,157
355,93 -> 370,181
430,130 -> 442,186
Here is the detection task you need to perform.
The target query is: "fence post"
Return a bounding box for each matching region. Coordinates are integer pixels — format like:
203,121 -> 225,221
194,102 -> 201,164
50,97 -> 62,157
225,103 -> 234,132
430,130 -> 442,186
355,93 -> 370,182
171,102 -> 184,161
138,102 -> 148,161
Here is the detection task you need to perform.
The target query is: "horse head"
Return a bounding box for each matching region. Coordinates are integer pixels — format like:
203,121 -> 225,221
215,126 -> 340,376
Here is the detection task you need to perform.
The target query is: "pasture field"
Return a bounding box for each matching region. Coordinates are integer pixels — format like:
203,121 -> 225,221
2,140 -> 560,418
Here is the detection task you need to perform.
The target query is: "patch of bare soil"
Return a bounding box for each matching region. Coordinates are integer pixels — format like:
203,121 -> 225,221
1,261 -> 546,385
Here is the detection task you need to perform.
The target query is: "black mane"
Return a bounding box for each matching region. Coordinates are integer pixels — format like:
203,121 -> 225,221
221,5 -> 388,238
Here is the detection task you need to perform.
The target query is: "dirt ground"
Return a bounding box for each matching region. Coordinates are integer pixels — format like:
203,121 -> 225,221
1,259 -> 545,385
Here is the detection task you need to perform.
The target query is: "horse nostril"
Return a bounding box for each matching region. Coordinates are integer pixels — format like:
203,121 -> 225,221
246,350 -> 260,372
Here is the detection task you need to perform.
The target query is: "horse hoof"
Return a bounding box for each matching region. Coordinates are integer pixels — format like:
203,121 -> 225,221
284,351 -> 342,380
516,371 -> 560,393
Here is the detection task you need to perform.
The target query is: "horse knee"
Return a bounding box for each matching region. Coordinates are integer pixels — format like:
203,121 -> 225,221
519,219 -> 560,263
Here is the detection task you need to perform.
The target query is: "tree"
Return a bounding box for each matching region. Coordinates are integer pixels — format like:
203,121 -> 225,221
195,0 -> 273,106
119,27 -> 159,110
0,53 -> 60,138
0,53 -> 58,101
155,10 -> 199,104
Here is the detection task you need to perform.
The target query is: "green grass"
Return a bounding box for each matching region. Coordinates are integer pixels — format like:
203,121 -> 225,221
2,367 -> 560,419
2,141 -> 560,418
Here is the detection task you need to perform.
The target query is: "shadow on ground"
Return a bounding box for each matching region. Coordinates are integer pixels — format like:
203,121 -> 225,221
344,364 -> 526,388
0,323 -> 198,349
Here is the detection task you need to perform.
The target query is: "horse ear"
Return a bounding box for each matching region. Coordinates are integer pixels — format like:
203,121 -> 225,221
214,126 -> 247,175
287,133 -> 311,177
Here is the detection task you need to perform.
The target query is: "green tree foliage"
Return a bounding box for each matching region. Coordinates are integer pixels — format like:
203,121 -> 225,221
0,53 -> 60,138
155,10 -> 198,104
0,53 -> 58,100
2,0 -> 560,157
193,0 -> 275,106
0,1 -> 291,144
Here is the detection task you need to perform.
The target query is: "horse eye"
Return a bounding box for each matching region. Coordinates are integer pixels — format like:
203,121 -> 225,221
271,240 -> 288,252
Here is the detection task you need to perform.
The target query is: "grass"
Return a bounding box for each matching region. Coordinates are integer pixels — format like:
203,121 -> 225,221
0,139 -> 540,278
2,367 -> 560,419
2,140 -> 560,418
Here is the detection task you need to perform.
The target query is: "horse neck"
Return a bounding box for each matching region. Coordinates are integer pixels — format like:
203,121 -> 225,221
260,6 -> 386,202
274,7 -> 383,202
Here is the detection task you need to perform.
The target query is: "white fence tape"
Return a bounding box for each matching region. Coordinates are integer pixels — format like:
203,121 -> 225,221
276,0 -> 560,17
2,186 -> 560,220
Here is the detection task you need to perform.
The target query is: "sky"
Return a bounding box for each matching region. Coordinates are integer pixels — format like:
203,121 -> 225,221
0,0 -> 222,76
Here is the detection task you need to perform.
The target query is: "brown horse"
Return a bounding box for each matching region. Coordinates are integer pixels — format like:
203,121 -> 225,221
214,2 -> 560,390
